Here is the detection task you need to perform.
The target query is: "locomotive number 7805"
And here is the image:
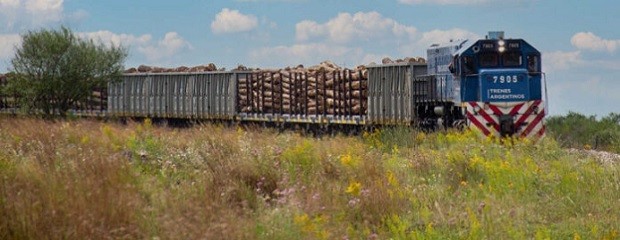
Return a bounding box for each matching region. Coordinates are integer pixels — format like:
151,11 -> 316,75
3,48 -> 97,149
492,75 -> 519,84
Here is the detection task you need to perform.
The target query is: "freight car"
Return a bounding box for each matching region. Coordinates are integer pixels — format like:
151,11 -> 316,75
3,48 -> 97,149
107,62 -> 441,131
1,31 -> 546,138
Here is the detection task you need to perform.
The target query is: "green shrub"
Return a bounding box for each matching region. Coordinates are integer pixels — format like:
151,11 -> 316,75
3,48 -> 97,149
547,112 -> 620,152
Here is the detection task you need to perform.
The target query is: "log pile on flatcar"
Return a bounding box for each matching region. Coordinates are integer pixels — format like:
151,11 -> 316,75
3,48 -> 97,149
124,63 -> 220,73
238,61 -> 368,115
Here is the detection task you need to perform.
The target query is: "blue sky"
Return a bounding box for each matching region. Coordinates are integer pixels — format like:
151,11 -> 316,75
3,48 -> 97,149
0,0 -> 618,117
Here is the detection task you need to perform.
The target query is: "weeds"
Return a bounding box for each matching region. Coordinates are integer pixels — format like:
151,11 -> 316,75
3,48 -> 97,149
0,118 -> 619,239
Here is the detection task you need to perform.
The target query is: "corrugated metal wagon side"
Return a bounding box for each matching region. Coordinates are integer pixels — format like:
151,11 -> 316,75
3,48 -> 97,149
366,63 -> 427,125
108,72 -> 247,120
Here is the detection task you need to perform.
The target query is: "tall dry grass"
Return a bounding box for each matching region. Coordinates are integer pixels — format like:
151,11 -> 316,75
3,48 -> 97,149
0,117 -> 619,239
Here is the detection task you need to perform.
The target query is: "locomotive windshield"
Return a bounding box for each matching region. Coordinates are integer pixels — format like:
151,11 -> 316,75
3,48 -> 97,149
478,52 -> 523,68
479,53 -> 498,67
503,52 -> 522,67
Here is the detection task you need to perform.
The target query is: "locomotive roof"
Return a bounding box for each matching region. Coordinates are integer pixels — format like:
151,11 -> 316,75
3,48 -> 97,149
453,39 -> 477,56
453,38 -> 538,56
428,39 -> 469,50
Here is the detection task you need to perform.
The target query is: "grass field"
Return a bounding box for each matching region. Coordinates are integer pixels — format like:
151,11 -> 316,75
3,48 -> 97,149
0,118 -> 619,239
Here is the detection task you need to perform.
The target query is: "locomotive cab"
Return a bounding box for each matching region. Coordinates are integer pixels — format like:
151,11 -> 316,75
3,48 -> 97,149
451,31 -> 546,138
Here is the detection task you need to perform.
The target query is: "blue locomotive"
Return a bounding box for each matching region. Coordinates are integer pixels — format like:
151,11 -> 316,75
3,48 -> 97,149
445,31 -> 546,138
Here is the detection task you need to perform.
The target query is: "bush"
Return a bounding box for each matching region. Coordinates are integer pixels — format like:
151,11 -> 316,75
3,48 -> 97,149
547,112 -> 620,152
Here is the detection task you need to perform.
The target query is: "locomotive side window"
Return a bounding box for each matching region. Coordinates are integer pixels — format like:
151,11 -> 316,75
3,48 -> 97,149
449,55 -> 457,74
479,53 -> 498,67
527,54 -> 540,73
462,56 -> 475,75
503,52 -> 522,67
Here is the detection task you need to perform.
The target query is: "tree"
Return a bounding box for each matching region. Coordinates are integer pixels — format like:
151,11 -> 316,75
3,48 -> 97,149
9,26 -> 127,117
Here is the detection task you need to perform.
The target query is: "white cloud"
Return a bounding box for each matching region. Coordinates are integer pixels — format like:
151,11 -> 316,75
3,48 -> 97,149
79,31 -> 191,62
543,50 -> 583,71
266,11 -> 478,68
398,0 -> 539,6
571,32 -> 620,53
0,0 -> 20,8
211,8 -> 258,34
398,0 -> 488,5
398,0 -> 536,5
235,0 -> 306,2
25,0 -> 62,19
390,28 -> 478,58
249,43 -> 359,67
262,17 -> 278,29
416,28 -> 479,49
295,20 -> 324,41
79,31 -> 152,47
1,30 -> 192,70
0,34 -> 21,70
0,34 -> 21,59
544,33 -> 620,73
0,0 -> 64,28
295,11 -> 416,43
138,32 -> 192,61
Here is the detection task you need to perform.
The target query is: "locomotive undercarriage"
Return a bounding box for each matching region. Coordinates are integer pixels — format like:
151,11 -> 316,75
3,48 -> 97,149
416,102 -> 466,131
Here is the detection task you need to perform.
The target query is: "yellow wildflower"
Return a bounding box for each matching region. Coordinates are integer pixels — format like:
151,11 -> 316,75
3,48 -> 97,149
387,170 -> 399,187
340,154 -> 353,166
346,181 -> 362,196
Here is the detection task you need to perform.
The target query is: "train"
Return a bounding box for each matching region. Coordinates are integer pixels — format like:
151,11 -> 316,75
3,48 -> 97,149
0,31 -> 546,138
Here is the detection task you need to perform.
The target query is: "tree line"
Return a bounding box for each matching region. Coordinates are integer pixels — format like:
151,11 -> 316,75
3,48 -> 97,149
546,112 -> 620,153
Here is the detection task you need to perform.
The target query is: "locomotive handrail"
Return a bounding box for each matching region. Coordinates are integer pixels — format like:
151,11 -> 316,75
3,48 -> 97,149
542,72 -> 548,115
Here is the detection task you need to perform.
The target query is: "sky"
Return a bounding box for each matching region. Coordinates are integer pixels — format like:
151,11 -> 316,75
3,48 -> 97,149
0,0 -> 618,117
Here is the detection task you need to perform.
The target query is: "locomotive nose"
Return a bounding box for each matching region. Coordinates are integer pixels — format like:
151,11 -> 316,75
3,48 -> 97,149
499,114 -> 516,137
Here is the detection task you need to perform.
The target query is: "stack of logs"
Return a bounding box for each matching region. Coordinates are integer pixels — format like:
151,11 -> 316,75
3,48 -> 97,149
379,56 -> 426,65
237,61 -> 369,115
124,63 -> 220,73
